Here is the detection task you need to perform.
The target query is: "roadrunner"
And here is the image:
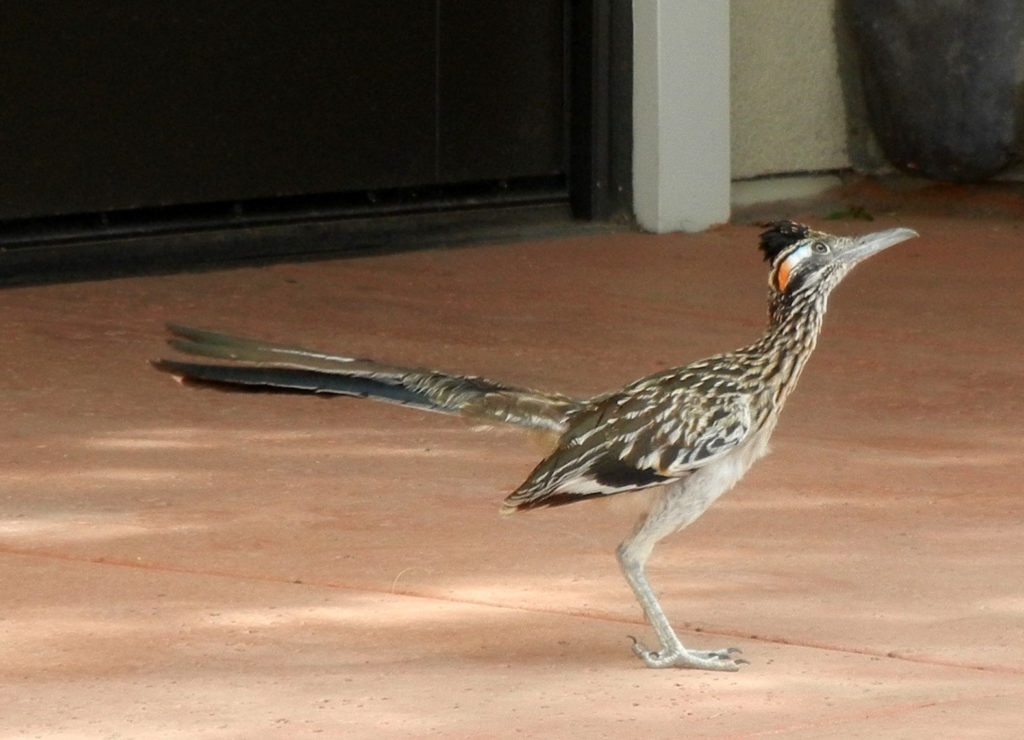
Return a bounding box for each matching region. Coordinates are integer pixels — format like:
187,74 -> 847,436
156,221 -> 917,671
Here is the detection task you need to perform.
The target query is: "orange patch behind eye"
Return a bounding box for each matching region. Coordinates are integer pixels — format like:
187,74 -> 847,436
774,244 -> 810,292
776,257 -> 793,292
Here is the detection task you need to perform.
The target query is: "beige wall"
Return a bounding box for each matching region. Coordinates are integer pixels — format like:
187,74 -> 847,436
730,0 -> 850,179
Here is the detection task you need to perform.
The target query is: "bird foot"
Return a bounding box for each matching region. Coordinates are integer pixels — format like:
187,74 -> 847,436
628,636 -> 748,671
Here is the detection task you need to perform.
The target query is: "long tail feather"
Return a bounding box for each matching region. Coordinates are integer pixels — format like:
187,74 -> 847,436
157,324 -> 580,431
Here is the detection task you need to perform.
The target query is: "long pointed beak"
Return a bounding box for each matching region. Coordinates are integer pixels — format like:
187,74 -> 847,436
842,227 -> 918,265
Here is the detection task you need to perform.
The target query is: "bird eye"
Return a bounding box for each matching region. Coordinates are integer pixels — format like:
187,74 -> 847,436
812,241 -> 828,253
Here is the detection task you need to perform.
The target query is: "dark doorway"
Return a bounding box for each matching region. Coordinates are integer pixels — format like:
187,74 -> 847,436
0,1 -> 630,283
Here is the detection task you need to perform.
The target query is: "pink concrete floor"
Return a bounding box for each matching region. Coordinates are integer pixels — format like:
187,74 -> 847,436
2,195 -> 1023,736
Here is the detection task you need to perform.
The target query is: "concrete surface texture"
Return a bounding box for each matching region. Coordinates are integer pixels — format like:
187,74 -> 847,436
2,194 -> 1023,736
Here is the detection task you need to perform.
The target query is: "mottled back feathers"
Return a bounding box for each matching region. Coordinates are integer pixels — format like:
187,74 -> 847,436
502,364 -> 758,512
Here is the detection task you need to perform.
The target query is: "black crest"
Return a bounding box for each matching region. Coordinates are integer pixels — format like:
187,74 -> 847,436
759,221 -> 810,262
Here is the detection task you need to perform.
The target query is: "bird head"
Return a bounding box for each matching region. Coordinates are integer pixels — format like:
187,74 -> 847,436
759,221 -> 918,296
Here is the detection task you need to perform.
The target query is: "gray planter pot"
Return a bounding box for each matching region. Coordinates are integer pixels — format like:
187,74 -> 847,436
842,0 -> 1024,182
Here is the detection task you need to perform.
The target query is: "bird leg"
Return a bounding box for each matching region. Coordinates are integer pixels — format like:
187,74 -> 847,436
615,482 -> 747,671
617,547 -> 744,670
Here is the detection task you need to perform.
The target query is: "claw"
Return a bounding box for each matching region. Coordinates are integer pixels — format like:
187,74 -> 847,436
626,635 -> 747,670
628,635 -> 653,659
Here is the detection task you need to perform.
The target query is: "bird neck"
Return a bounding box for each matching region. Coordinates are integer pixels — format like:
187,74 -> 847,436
746,287 -> 831,408
765,287 -> 828,347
